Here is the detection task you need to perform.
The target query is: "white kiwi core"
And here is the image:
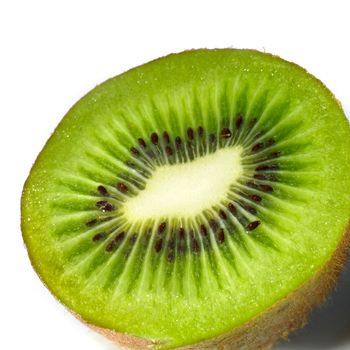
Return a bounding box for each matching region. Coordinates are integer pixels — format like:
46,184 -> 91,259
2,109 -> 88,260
122,147 -> 243,221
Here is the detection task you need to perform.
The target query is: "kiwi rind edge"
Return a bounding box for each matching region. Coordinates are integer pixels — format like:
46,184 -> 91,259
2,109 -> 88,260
76,223 -> 350,350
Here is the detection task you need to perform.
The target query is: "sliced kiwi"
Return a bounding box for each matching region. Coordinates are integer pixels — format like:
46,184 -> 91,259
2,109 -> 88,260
21,49 -> 350,349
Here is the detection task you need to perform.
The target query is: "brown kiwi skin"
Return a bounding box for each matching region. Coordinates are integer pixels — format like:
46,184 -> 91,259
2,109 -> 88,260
74,223 -> 350,350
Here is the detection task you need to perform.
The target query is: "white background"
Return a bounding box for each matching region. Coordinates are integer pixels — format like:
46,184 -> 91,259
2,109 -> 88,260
1,1 -> 349,349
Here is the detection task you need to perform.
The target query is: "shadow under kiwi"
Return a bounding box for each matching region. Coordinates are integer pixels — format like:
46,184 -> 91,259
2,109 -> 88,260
276,255 -> 350,350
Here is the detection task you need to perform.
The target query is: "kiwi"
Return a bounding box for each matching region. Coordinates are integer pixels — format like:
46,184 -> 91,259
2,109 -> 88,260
21,49 -> 350,350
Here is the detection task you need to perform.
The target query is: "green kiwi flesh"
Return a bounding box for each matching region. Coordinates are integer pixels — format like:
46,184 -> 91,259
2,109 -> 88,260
21,49 -> 350,349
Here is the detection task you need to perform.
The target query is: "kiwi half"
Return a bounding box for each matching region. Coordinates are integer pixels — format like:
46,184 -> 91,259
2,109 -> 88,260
21,49 -> 350,349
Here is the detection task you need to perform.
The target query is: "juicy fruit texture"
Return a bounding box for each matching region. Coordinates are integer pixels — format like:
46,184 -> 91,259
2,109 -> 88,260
21,49 -> 350,349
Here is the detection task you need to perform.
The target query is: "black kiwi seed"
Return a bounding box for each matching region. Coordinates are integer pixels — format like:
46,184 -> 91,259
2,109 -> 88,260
117,182 -> 128,193
246,221 -> 261,231
86,219 -> 98,227
163,131 -> 170,144
92,232 -> 107,242
228,203 -> 237,215
105,233 -> 125,253
253,174 -> 268,180
115,232 -> 126,243
158,222 -> 167,234
246,181 -> 259,189
178,227 -> 185,239
187,127 -> 194,140
154,239 -> 163,253
269,151 -> 281,159
252,143 -> 265,152
266,138 -> 275,146
101,202 -> 115,212
96,201 -> 115,212
256,164 -> 279,171
200,224 -> 208,236
97,185 -> 109,196
151,132 -> 159,145
254,174 -> 278,181
217,229 -> 225,243
138,138 -> 146,148
260,184 -> 274,192
105,240 -> 117,252
175,136 -> 182,148
243,205 -> 257,215
236,115 -> 243,129
250,194 -> 262,203
165,146 -> 173,156
220,128 -> 232,139
130,147 -> 140,157
219,210 -> 227,220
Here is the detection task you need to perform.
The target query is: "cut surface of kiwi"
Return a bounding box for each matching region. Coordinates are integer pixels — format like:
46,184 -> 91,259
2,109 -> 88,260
21,49 -> 350,349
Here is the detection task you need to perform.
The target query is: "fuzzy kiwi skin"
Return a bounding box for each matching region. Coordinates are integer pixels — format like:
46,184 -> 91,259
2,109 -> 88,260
79,223 -> 350,350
